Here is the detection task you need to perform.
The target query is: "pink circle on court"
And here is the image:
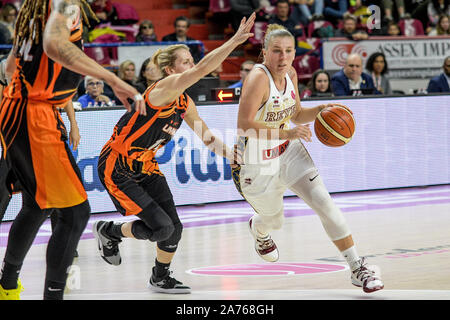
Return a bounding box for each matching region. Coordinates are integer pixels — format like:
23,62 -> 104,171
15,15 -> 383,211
188,263 -> 347,276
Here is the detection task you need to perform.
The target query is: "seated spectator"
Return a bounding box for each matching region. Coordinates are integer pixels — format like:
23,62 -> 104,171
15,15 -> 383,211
228,60 -> 255,88
383,0 -> 406,21
428,14 -> 450,35
323,0 -> 349,21
365,52 -> 392,95
301,69 -> 333,98
118,60 -> 139,89
162,16 -> 202,63
331,53 -> 380,96
334,14 -> 368,40
229,0 -> 263,32
77,76 -> 113,108
289,0 -> 325,27
135,58 -> 162,93
76,77 -> 119,103
428,0 -> 450,28
348,0 -> 371,25
269,0 -> 305,39
427,56 -> 450,93
136,20 -> 157,42
0,3 -> 17,44
386,21 -> 402,35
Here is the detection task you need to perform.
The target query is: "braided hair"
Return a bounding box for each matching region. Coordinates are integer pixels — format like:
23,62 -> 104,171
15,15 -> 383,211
13,0 -> 96,53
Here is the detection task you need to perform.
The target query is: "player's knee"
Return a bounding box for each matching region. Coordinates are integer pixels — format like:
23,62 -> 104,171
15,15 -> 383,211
150,223 -> 175,242
69,200 -> 91,233
131,220 -> 174,241
157,222 -> 183,252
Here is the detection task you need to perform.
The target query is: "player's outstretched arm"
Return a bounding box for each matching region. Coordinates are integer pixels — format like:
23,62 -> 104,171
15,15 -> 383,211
150,13 -> 256,107
43,0 -> 146,115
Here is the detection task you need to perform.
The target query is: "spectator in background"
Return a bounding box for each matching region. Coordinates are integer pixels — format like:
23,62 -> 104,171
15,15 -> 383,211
136,20 -> 157,42
118,60 -> 139,89
289,0 -> 325,26
365,52 -> 392,95
269,0 -> 305,39
323,0 -> 349,21
383,0 -> 406,21
135,58 -> 162,93
428,0 -> 450,27
230,0 -> 262,31
162,16 -> 202,63
331,53 -> 379,96
428,14 -> 450,35
301,69 -> 333,98
228,60 -> 255,88
78,76 -> 113,108
426,56 -> 450,93
386,21 -> 402,35
0,3 -> 17,44
334,14 -> 368,40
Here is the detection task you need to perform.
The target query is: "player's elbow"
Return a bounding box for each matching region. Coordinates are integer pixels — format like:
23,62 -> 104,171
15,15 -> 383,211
43,37 -> 59,60
237,118 -> 255,135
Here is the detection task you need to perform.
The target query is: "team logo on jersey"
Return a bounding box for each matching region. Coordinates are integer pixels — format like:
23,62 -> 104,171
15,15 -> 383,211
291,91 -> 296,99
272,96 -> 280,108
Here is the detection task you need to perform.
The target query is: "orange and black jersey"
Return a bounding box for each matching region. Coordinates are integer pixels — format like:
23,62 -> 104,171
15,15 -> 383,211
105,82 -> 190,165
4,0 -> 84,104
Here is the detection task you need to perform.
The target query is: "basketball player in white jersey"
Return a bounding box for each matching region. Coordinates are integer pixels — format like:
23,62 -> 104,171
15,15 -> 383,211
232,24 -> 384,293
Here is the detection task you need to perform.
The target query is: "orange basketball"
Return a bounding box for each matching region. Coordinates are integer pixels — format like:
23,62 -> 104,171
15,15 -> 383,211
314,105 -> 355,147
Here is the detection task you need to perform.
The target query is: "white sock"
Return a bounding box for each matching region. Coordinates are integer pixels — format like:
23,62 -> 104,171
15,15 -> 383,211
341,246 -> 361,271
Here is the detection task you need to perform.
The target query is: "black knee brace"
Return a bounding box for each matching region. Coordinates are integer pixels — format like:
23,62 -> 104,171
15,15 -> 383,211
131,220 -> 175,242
157,222 -> 183,253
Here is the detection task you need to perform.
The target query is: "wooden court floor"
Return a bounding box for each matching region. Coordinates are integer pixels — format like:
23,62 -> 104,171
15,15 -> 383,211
1,185 -> 449,300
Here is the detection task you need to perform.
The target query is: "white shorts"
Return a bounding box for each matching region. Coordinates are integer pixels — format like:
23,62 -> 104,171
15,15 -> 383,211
232,139 -> 317,216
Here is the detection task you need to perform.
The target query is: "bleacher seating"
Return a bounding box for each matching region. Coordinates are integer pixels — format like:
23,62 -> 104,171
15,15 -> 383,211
398,18 -> 425,36
209,0 -> 231,13
82,1 -> 434,89
293,54 -> 321,84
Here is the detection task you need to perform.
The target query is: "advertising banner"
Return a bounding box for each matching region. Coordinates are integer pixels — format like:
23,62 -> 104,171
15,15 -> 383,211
322,37 -> 450,78
2,95 -> 449,221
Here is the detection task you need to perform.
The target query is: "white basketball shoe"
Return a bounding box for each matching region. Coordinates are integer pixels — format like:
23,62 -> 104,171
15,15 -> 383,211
351,258 -> 384,293
248,216 -> 279,262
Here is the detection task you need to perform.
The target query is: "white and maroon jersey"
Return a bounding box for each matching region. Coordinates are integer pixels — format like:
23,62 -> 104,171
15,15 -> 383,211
239,64 -> 298,166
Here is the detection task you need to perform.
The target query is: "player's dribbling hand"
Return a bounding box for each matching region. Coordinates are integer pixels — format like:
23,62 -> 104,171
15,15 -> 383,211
230,12 -> 256,46
284,124 -> 312,142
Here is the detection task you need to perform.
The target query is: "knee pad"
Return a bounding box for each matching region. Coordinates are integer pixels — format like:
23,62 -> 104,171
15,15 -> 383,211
309,185 -> 350,240
150,223 -> 175,242
131,220 -> 174,241
291,174 -> 350,241
157,222 -> 183,252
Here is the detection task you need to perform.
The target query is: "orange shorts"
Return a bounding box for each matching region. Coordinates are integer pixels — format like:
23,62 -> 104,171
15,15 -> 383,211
0,97 -> 87,209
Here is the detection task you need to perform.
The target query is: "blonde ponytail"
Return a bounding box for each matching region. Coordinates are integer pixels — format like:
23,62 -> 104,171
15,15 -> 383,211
151,44 -> 190,78
263,24 -> 294,50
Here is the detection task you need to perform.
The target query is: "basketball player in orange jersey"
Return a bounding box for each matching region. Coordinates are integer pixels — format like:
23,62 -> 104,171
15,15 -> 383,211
0,0 -> 146,300
233,24 -> 384,293
93,13 -> 256,294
